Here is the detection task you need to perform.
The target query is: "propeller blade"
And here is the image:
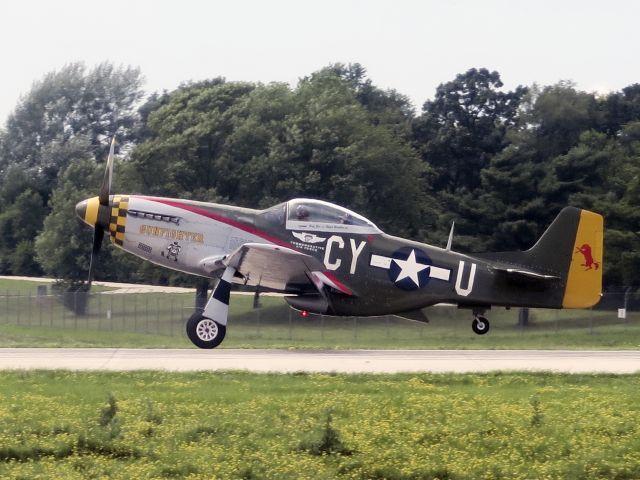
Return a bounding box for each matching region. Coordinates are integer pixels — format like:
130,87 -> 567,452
99,137 -> 116,206
87,223 -> 105,286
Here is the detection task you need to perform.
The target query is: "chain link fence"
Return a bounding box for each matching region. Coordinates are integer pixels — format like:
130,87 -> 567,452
1,286 -> 639,346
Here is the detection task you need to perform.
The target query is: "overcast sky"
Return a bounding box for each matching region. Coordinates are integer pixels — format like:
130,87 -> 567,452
1,0 -> 638,123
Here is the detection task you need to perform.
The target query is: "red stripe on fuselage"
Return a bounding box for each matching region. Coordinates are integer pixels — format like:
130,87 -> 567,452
140,197 -> 293,249
140,196 -> 354,296
322,271 -> 353,296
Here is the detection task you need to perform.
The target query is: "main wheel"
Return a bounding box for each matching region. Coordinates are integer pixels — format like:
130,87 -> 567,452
472,316 -> 490,335
186,312 -> 226,349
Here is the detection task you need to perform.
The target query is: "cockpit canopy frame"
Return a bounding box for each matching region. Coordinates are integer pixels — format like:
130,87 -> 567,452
283,198 -> 381,234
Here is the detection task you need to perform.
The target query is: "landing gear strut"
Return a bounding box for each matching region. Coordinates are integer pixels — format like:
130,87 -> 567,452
472,315 -> 490,335
186,266 -> 236,349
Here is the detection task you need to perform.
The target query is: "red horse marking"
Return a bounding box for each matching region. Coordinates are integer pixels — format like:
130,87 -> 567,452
576,244 -> 600,271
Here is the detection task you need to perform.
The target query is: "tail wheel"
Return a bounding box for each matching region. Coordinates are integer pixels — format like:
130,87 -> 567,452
186,312 -> 226,349
472,316 -> 490,335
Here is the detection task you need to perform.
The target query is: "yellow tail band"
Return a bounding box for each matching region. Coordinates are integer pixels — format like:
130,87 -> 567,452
562,209 -> 603,308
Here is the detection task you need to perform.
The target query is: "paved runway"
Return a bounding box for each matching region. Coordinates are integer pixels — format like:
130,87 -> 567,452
0,348 -> 639,373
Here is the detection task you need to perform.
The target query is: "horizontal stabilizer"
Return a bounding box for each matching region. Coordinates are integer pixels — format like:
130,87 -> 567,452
491,266 -> 560,281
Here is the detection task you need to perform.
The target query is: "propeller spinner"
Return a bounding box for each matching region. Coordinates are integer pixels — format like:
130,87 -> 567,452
75,137 -> 116,286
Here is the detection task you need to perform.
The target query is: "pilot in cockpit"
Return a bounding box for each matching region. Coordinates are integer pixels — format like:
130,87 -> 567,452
296,205 -> 310,220
339,213 -> 353,225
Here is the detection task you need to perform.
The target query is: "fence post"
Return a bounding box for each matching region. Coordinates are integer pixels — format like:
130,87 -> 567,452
74,292 -> 78,330
176,298 -> 183,337
156,296 -> 160,333
453,310 -> 457,337
170,299 -> 174,336
109,295 -> 114,331
353,317 -> 358,340
624,287 -> 632,326
27,292 -> 31,328
98,295 -> 103,331
122,295 -> 126,332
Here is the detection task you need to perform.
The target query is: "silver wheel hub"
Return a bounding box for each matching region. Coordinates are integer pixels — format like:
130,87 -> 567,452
196,318 -> 218,342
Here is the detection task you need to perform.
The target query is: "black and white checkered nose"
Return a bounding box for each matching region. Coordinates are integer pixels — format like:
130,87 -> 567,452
108,196 -> 129,246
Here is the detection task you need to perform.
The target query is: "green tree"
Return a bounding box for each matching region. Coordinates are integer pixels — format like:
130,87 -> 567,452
245,69 -> 428,235
35,159 -> 102,279
130,78 -> 255,199
0,189 -> 47,274
413,68 -> 527,193
0,62 -> 144,278
586,122 -> 640,286
530,81 -> 600,158
130,69 -> 433,238
0,62 -> 143,175
600,84 -> 640,136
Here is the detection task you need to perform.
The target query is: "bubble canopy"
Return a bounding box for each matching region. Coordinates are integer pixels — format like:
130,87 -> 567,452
283,198 -> 381,234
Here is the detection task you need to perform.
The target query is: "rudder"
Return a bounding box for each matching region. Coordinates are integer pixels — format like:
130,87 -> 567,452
561,209 -> 603,308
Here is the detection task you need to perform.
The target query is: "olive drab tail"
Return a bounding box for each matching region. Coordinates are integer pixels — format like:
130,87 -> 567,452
525,207 -> 604,308
477,207 -> 604,309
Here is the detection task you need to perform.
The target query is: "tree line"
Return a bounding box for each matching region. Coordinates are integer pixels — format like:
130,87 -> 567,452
0,62 -> 639,288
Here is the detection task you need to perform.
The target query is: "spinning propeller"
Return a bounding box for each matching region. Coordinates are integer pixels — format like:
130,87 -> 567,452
75,137 -> 116,287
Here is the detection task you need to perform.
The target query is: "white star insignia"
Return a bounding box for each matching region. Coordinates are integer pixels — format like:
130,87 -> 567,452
393,249 -> 429,286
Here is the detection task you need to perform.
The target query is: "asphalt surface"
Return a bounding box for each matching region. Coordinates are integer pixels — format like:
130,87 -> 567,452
0,348 -> 639,373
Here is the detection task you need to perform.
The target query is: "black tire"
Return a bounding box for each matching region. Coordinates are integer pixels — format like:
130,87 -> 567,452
186,312 -> 226,349
472,316 -> 490,335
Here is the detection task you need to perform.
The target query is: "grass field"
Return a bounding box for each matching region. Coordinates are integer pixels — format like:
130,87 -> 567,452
4,310 -> 640,350
2,278 -> 640,349
0,370 -> 639,479
0,278 -> 114,295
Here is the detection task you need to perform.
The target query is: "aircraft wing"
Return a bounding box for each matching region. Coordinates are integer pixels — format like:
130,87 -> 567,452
223,243 -> 353,295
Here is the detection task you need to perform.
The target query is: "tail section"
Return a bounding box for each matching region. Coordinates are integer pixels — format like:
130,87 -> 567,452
524,207 -> 603,308
478,207 -> 603,308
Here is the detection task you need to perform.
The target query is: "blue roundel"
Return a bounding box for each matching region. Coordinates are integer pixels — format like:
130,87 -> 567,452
388,247 -> 432,291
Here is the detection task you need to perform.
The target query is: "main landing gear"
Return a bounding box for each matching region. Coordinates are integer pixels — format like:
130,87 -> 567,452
186,266 -> 235,349
472,315 -> 490,335
187,313 -> 226,349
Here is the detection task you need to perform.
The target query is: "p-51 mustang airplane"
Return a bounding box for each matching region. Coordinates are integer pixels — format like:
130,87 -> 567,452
76,140 -> 603,349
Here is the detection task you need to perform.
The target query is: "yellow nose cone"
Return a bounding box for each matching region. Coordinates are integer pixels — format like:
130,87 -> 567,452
75,196 -> 100,227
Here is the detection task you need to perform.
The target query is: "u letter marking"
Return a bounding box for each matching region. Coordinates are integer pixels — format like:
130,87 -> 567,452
455,261 -> 476,297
